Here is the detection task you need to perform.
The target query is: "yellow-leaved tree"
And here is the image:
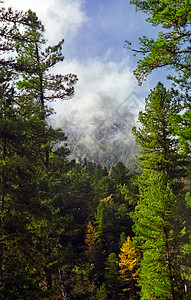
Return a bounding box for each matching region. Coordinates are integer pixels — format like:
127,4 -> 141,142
119,236 -> 140,296
85,221 -> 104,286
85,221 -> 99,262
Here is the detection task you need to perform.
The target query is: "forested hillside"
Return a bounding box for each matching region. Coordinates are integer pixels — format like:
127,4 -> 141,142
0,1 -> 191,300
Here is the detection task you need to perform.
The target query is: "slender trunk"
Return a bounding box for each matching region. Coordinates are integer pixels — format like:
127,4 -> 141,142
0,136 -> 6,271
35,42 -> 44,111
130,280 -> 135,300
58,268 -> 68,300
45,243 -> 52,290
35,42 -> 49,169
164,227 -> 176,300
1,136 -> 6,210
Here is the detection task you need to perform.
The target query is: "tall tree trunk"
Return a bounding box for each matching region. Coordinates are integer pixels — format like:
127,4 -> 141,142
35,41 -> 49,169
164,227 -> 176,300
1,136 -> 6,210
0,137 -> 6,273
45,242 -> 52,290
58,268 -> 69,300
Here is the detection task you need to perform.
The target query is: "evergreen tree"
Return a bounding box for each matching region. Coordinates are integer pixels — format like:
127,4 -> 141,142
95,198 -> 133,256
0,65 -> 51,299
15,10 -> 78,113
133,173 -> 180,299
127,0 -> 191,171
126,0 -> 191,176
132,82 -> 187,181
125,0 -> 191,85
105,253 -> 119,299
0,6 -> 77,298
131,82 -> 190,299
112,162 -> 130,185
14,9 -> 77,173
96,283 -> 107,300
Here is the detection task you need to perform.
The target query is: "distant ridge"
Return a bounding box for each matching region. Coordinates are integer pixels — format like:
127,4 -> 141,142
53,95 -> 139,170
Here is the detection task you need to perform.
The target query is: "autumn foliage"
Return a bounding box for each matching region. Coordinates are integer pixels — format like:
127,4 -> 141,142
119,236 -> 140,290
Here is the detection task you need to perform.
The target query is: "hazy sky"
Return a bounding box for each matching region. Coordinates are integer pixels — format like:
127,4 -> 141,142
3,0 -> 165,117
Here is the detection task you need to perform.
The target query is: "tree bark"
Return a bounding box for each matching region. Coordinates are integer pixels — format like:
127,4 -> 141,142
164,227 -> 176,300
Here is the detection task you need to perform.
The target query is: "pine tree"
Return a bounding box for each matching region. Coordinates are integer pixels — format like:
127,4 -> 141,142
112,162 -> 130,185
14,10 -> 78,174
126,0 -> 191,85
0,8 -> 51,298
14,9 -> 79,294
126,2 -> 191,297
133,173 -> 180,299
96,283 -> 107,300
105,253 -> 119,299
132,82 -> 187,182
0,6 -> 77,298
15,10 -> 78,119
0,69 -> 50,299
131,82 -> 191,299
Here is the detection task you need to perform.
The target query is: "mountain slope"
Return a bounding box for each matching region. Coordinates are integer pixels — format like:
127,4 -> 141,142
54,95 -> 139,170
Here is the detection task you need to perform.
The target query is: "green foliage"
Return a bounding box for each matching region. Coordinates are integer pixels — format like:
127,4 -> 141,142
132,82 -> 187,181
170,106 -> 191,155
96,283 -> 107,300
72,263 -> 96,299
131,82 -> 189,298
95,198 -> 133,255
0,5 -> 143,299
126,0 -> 191,84
127,1 -> 191,298
0,6 -> 78,299
15,10 -> 78,113
119,232 -> 127,249
133,172 -> 181,299
92,175 -> 115,200
112,162 -> 130,185
105,253 -> 119,297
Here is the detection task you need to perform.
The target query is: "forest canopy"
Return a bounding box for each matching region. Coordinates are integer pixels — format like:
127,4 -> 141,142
0,1 -> 191,300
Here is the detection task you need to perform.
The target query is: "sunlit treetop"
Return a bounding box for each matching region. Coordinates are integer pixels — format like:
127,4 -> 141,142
126,0 -> 191,84
130,0 -> 191,27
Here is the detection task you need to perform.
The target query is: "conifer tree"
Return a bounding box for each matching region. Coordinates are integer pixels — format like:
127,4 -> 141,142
126,0 -> 191,165
14,9 -> 78,173
133,173 -> 180,299
0,7 -> 51,298
0,67 -> 50,299
0,6 -> 77,298
105,253 -> 119,299
85,221 -> 99,263
132,82 -> 187,181
85,221 -> 104,286
126,2 -> 191,298
131,82 -> 191,299
15,10 -> 78,118
125,0 -> 191,85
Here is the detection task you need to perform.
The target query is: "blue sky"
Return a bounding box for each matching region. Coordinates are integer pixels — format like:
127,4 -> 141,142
3,0 -> 168,117
68,0 -> 157,63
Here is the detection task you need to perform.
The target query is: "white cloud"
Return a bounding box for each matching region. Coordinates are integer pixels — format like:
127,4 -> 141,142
51,56 -> 144,117
2,0 -> 147,121
3,0 -> 87,43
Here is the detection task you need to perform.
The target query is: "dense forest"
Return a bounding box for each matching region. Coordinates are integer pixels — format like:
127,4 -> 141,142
0,1 -> 191,300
